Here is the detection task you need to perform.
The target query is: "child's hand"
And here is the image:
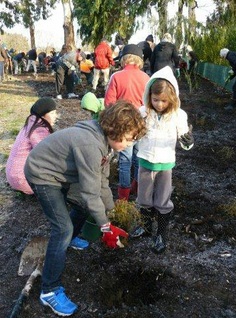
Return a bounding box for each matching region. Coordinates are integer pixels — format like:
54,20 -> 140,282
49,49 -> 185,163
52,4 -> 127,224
179,125 -> 194,148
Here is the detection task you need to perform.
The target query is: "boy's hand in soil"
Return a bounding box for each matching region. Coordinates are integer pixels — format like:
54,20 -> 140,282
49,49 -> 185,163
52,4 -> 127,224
101,223 -> 128,248
179,124 -> 194,149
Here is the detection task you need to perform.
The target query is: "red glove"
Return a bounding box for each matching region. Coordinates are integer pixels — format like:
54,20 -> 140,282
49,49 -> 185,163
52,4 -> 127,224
101,224 -> 128,248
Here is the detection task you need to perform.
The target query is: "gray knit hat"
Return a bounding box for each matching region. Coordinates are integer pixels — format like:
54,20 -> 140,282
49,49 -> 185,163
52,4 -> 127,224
30,97 -> 57,116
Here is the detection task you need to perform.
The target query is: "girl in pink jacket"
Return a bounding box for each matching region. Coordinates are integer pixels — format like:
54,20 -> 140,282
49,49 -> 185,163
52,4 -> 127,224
6,97 -> 57,194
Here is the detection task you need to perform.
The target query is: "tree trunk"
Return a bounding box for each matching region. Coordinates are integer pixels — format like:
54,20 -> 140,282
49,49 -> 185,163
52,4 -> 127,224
176,0 -> 184,49
158,0 -> 168,36
61,0 -> 75,48
29,24 -> 36,49
188,1 -> 197,43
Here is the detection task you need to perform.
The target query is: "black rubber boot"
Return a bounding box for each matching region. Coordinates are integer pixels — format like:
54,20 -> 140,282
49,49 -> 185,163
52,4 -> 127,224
151,212 -> 171,254
130,208 -> 154,238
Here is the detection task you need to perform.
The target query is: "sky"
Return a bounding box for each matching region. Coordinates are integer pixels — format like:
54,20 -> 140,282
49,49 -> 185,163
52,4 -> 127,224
5,0 -> 215,50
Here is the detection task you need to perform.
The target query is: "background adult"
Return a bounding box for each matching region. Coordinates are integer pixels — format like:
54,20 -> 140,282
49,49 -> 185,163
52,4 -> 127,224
92,38 -> 115,91
185,45 -> 198,74
0,40 -> 7,83
220,48 -> 236,111
26,47 -> 38,76
55,44 -> 82,99
137,34 -> 154,75
150,33 -> 180,77
13,52 -> 26,75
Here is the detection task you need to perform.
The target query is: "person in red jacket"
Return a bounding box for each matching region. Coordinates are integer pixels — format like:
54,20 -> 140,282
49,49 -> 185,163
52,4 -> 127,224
92,38 -> 115,91
105,44 -> 150,200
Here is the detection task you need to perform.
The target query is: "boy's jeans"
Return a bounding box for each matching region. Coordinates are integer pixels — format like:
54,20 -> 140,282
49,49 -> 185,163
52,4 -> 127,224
119,141 -> 139,188
29,183 -> 86,293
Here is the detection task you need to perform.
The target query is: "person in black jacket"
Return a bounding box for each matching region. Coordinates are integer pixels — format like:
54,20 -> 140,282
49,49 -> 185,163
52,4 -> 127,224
137,34 -> 154,75
26,48 -> 37,76
13,52 -> 26,75
150,33 -> 180,77
220,48 -> 236,111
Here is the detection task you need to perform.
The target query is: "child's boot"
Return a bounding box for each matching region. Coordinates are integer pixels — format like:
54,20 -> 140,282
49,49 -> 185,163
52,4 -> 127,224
130,179 -> 138,196
152,211 -> 171,254
131,207 -> 154,237
118,187 -> 130,200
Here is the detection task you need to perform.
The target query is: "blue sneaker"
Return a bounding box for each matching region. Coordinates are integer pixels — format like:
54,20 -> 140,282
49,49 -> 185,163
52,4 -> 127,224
69,237 -> 89,250
40,287 -> 78,316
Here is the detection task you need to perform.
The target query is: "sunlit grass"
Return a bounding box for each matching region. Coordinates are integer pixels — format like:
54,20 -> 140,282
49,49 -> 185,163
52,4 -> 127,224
0,80 -> 37,169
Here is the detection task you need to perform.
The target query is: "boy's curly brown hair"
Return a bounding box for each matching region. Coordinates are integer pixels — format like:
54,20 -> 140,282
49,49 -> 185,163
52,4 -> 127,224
99,100 -> 147,142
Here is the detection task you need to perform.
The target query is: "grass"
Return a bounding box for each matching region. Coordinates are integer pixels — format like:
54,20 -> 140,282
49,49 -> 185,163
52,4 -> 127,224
0,77 -> 38,170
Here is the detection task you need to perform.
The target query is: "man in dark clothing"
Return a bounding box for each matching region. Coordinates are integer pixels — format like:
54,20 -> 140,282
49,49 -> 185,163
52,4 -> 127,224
150,33 -> 180,77
188,50 -> 198,73
26,48 -> 37,76
137,34 -> 154,75
220,48 -> 236,111
38,51 -> 47,71
13,52 -> 26,75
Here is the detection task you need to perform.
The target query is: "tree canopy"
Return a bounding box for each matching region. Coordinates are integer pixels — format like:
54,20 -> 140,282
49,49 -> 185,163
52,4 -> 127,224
0,0 -> 57,47
1,0 -> 236,66
73,0 -> 153,46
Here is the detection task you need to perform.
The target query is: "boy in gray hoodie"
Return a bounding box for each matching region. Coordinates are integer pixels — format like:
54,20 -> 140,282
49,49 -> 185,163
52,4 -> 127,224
24,100 -> 146,316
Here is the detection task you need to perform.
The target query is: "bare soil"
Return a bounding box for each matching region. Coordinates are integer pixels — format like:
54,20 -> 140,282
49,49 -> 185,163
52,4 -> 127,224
0,71 -> 236,318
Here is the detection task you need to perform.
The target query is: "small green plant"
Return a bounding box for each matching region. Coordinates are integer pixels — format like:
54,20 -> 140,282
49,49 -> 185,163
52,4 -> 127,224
107,200 -> 142,232
182,69 -> 199,93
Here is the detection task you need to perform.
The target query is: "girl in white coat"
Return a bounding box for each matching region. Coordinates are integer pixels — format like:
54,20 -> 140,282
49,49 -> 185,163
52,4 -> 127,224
132,66 -> 194,254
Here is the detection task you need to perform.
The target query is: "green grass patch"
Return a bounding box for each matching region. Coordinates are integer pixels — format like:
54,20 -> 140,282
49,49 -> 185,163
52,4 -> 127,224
0,80 -> 37,168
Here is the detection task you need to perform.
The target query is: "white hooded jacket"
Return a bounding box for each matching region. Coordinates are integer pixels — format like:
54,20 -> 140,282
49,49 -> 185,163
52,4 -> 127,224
137,66 -> 189,164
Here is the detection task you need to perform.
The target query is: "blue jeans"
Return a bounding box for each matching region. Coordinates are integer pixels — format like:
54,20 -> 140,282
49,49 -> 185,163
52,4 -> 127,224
82,71 -> 93,85
29,183 -> 87,292
119,142 -> 139,188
